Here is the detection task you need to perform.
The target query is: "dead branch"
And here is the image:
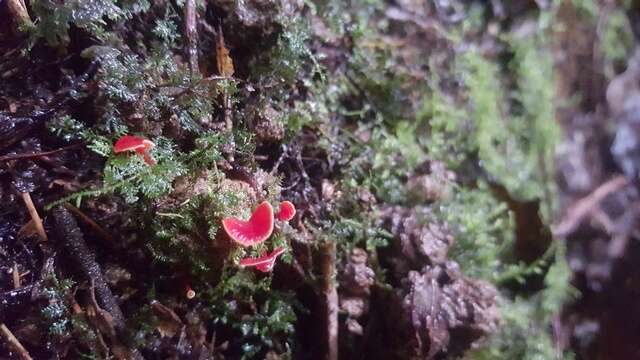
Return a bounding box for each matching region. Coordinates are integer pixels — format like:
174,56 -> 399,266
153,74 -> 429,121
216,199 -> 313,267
51,206 -> 143,359
553,175 -> 628,237
63,203 -> 114,242
12,263 -> 20,289
0,323 -> 33,360
0,143 -> 83,162
320,241 -> 338,360
52,206 -> 124,323
20,192 -> 48,242
184,0 -> 199,76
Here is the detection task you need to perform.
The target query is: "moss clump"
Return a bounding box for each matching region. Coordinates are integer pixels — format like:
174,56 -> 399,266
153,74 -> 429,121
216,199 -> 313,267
40,274 -> 103,356
600,9 -> 634,66
20,0 -> 578,358
438,185 -> 514,281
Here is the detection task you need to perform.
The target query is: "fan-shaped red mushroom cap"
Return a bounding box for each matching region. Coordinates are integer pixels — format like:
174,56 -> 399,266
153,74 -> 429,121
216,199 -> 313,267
114,135 -> 155,153
277,201 -> 296,222
222,201 -> 274,247
239,247 -> 286,273
114,135 -> 156,165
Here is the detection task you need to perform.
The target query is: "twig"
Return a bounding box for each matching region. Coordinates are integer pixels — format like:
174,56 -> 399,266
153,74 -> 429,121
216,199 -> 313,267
320,241 -> 338,360
553,175 -> 628,236
20,192 -> 48,242
0,323 -> 33,360
12,263 -> 20,289
63,203 -> 114,242
0,143 -> 83,162
269,145 -> 288,176
184,0 -> 199,76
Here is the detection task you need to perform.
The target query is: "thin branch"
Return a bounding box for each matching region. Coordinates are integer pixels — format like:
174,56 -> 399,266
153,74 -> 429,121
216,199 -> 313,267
320,241 -> 338,360
21,192 -> 48,242
0,143 -> 83,162
12,263 -> 20,289
0,323 -> 33,360
63,203 -> 114,242
184,0 -> 199,76
553,175 -> 628,237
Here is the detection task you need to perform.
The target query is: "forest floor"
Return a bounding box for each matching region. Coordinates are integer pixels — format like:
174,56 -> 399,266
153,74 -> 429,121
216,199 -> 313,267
0,1 -> 639,359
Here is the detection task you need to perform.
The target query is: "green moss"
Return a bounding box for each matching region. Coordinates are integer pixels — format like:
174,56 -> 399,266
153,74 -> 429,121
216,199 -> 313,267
439,184 -> 514,281
420,76 -> 471,168
570,0 -> 598,19
601,9 -> 634,65
204,267 -> 297,358
510,34 -> 561,219
28,0 -> 124,47
468,243 -> 577,360
41,274 -> 102,354
34,0 -> 578,358
460,51 -> 540,200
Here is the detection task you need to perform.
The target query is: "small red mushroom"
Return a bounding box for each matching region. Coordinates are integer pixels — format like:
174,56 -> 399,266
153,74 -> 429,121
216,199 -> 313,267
222,201 -> 274,247
113,135 -> 156,165
185,286 -> 196,300
276,201 -> 296,222
239,247 -> 286,273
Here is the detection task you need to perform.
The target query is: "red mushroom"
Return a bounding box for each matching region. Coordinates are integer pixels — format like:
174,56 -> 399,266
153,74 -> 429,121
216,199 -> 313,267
222,201 -> 274,247
239,247 -> 286,273
113,135 -> 156,165
276,201 -> 296,222
185,286 -> 196,299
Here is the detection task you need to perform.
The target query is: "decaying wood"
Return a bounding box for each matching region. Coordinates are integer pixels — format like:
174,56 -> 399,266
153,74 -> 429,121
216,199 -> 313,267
320,241 -> 339,360
0,323 -> 33,360
52,206 -> 124,323
21,192 -> 48,242
52,206 -> 143,359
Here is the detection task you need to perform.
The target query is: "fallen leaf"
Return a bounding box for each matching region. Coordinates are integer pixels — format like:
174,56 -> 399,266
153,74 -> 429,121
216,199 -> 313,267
151,300 -> 184,338
18,219 -> 38,238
